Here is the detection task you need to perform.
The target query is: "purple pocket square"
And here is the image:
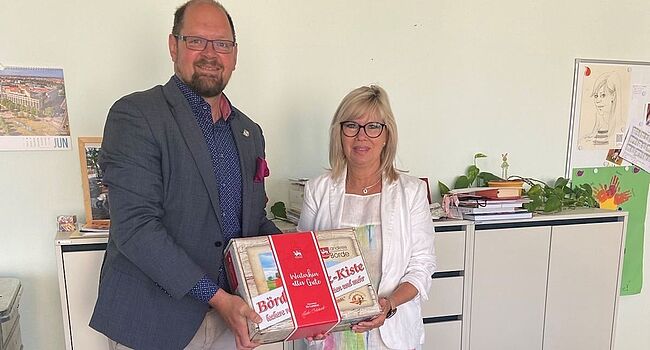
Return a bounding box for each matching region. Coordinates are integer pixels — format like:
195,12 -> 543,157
254,157 -> 270,183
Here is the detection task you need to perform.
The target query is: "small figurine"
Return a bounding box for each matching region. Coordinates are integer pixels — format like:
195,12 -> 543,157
501,153 -> 509,179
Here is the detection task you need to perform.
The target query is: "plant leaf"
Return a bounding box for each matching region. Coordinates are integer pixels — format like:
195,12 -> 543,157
544,196 -> 562,212
270,201 -> 287,219
554,177 -> 569,189
525,198 -> 543,212
438,181 -> 451,195
526,184 -> 543,196
579,184 -> 593,194
544,186 -> 555,196
454,175 -> 471,189
467,165 -> 479,185
474,153 -> 487,159
477,172 -> 504,182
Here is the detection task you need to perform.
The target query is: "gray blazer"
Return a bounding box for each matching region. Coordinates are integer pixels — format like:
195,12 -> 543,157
90,77 -> 280,350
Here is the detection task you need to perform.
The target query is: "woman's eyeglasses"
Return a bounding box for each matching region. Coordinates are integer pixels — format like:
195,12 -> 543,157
340,121 -> 386,138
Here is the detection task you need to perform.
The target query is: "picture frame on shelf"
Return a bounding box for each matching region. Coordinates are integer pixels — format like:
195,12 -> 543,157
78,137 -> 110,230
419,177 -> 432,204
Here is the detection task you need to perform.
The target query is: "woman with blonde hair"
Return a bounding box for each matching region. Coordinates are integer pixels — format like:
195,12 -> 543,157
298,85 -> 436,349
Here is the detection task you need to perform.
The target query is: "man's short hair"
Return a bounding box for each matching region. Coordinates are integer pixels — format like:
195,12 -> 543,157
172,0 -> 236,42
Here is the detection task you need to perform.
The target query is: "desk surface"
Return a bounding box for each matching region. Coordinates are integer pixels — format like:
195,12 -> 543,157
54,208 -> 624,246
54,219 -> 297,246
55,231 -> 108,246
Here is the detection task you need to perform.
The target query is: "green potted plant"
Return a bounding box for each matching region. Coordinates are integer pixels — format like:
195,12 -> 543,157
438,153 -> 598,213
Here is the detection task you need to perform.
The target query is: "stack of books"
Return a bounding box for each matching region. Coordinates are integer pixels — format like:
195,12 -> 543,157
449,182 -> 532,222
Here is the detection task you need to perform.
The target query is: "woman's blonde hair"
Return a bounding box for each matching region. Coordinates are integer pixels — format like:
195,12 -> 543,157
329,85 -> 399,182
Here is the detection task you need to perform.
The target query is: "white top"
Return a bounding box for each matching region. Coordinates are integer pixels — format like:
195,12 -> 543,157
308,193 -> 390,350
341,193 -> 383,291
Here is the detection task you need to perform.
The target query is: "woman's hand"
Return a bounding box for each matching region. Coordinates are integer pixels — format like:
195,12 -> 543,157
305,332 -> 330,342
351,297 -> 391,333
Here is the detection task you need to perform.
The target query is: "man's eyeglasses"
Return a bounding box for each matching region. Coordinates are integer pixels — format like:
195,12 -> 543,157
340,121 -> 386,138
174,35 -> 236,54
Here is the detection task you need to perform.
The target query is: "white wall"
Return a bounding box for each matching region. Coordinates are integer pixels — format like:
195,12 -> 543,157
0,0 -> 648,349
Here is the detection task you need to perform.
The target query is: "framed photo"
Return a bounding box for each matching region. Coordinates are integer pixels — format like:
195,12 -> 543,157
419,177 -> 432,204
78,137 -> 110,229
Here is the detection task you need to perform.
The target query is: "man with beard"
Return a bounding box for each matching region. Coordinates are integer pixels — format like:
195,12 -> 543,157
90,1 -> 280,349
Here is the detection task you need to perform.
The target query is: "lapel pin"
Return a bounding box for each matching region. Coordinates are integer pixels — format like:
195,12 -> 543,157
242,129 -> 250,137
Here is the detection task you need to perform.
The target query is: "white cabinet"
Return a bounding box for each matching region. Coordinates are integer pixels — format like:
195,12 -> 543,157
469,226 -> 551,350
424,321 -> 462,350
466,210 -> 626,350
421,222 -> 470,350
434,228 -> 466,272
54,210 -> 625,350
55,233 -> 109,350
543,222 -> 624,350
424,276 -> 464,317
55,232 -> 292,350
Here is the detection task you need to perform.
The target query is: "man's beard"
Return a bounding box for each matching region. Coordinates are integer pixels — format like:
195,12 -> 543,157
188,59 -> 227,98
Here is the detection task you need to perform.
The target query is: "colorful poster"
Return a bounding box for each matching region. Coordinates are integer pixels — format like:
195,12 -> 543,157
0,66 -> 71,150
572,166 -> 649,295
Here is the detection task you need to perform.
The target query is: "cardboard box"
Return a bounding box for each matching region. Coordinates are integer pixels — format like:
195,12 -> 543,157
225,228 -> 381,344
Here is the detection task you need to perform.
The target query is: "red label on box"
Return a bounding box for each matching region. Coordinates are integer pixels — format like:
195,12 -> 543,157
269,232 -> 341,340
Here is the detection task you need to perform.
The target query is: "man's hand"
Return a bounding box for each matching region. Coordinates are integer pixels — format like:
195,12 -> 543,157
209,289 -> 262,350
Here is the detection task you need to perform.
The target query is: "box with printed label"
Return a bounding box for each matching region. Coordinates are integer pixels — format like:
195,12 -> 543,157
224,228 -> 381,344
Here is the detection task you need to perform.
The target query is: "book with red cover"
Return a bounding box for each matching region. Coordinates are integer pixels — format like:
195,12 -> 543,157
472,187 -> 521,199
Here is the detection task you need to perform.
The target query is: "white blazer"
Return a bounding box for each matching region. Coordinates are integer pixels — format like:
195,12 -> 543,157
298,171 -> 436,349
